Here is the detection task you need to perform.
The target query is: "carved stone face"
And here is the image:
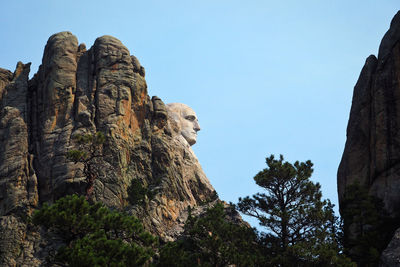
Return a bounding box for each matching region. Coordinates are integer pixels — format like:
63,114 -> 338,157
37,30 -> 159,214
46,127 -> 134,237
166,103 -> 201,146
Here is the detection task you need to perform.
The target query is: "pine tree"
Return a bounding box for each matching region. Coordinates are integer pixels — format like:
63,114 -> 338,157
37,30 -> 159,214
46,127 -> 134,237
67,132 -> 105,199
32,195 -> 157,266
158,203 -> 264,267
237,154 -> 353,266
341,182 -> 400,266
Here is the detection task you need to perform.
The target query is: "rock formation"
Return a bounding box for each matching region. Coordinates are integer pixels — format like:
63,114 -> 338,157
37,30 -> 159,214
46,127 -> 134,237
338,10 -> 400,263
0,31 -> 221,265
338,11 -> 400,213
381,228 -> 400,266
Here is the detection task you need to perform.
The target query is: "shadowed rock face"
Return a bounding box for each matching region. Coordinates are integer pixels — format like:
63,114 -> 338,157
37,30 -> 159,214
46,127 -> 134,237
338,11 -> 400,215
0,31 -> 219,265
337,10 -> 400,263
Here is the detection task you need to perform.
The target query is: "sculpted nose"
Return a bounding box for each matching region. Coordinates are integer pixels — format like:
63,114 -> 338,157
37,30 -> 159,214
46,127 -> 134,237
194,121 -> 201,132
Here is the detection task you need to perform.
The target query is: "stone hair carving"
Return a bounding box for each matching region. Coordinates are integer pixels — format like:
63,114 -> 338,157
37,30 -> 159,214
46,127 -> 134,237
166,103 -> 201,146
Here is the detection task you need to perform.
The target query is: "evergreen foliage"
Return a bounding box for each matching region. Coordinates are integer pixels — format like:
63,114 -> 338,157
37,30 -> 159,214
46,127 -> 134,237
33,195 -> 157,267
67,132 -> 106,198
341,182 -> 399,266
158,203 -> 264,267
127,179 -> 152,205
32,152 -> 359,266
237,154 -> 353,266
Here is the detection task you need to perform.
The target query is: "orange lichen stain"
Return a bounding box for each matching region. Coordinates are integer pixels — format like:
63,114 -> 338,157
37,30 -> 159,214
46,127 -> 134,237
121,100 -> 131,122
111,63 -> 119,72
121,99 -> 140,136
50,109 -> 59,132
132,89 -> 147,109
159,196 -> 180,221
14,68 -> 23,78
140,89 -> 146,103
117,102 -> 142,142
128,88 -> 149,130
125,150 -> 130,164
114,100 -> 131,141
167,199 -> 179,221
17,176 -> 22,187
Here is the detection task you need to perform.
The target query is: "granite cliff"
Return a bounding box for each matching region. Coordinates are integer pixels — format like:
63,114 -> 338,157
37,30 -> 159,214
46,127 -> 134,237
0,32 -> 228,266
338,10 -> 400,265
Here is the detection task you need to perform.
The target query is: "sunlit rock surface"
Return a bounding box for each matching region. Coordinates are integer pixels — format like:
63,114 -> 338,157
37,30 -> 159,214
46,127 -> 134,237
0,31 -> 221,265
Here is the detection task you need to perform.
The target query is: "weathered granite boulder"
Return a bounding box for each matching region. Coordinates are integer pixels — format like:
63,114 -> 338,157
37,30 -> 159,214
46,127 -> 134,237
0,31 -> 220,265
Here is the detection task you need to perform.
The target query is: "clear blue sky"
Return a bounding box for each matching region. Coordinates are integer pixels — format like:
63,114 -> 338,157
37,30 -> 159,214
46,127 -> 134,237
1,1 -> 399,224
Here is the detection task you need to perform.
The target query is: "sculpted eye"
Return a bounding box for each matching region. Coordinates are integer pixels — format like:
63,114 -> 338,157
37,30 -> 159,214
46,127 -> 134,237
185,115 -> 195,121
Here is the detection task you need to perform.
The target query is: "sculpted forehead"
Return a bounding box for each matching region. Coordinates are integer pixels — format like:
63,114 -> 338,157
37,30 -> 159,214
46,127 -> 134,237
166,103 -> 197,118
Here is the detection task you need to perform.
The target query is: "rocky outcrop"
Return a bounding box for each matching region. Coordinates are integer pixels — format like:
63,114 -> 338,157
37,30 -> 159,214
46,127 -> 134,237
0,62 -> 38,216
338,10 -> 400,263
338,10 -> 400,215
381,228 -> 400,266
0,62 -> 41,266
0,31 -> 218,265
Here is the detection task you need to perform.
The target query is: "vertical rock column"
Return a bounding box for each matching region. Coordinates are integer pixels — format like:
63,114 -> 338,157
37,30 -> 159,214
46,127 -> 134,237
30,32 -> 79,202
0,62 -> 38,215
0,63 -> 42,266
87,35 -> 153,208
